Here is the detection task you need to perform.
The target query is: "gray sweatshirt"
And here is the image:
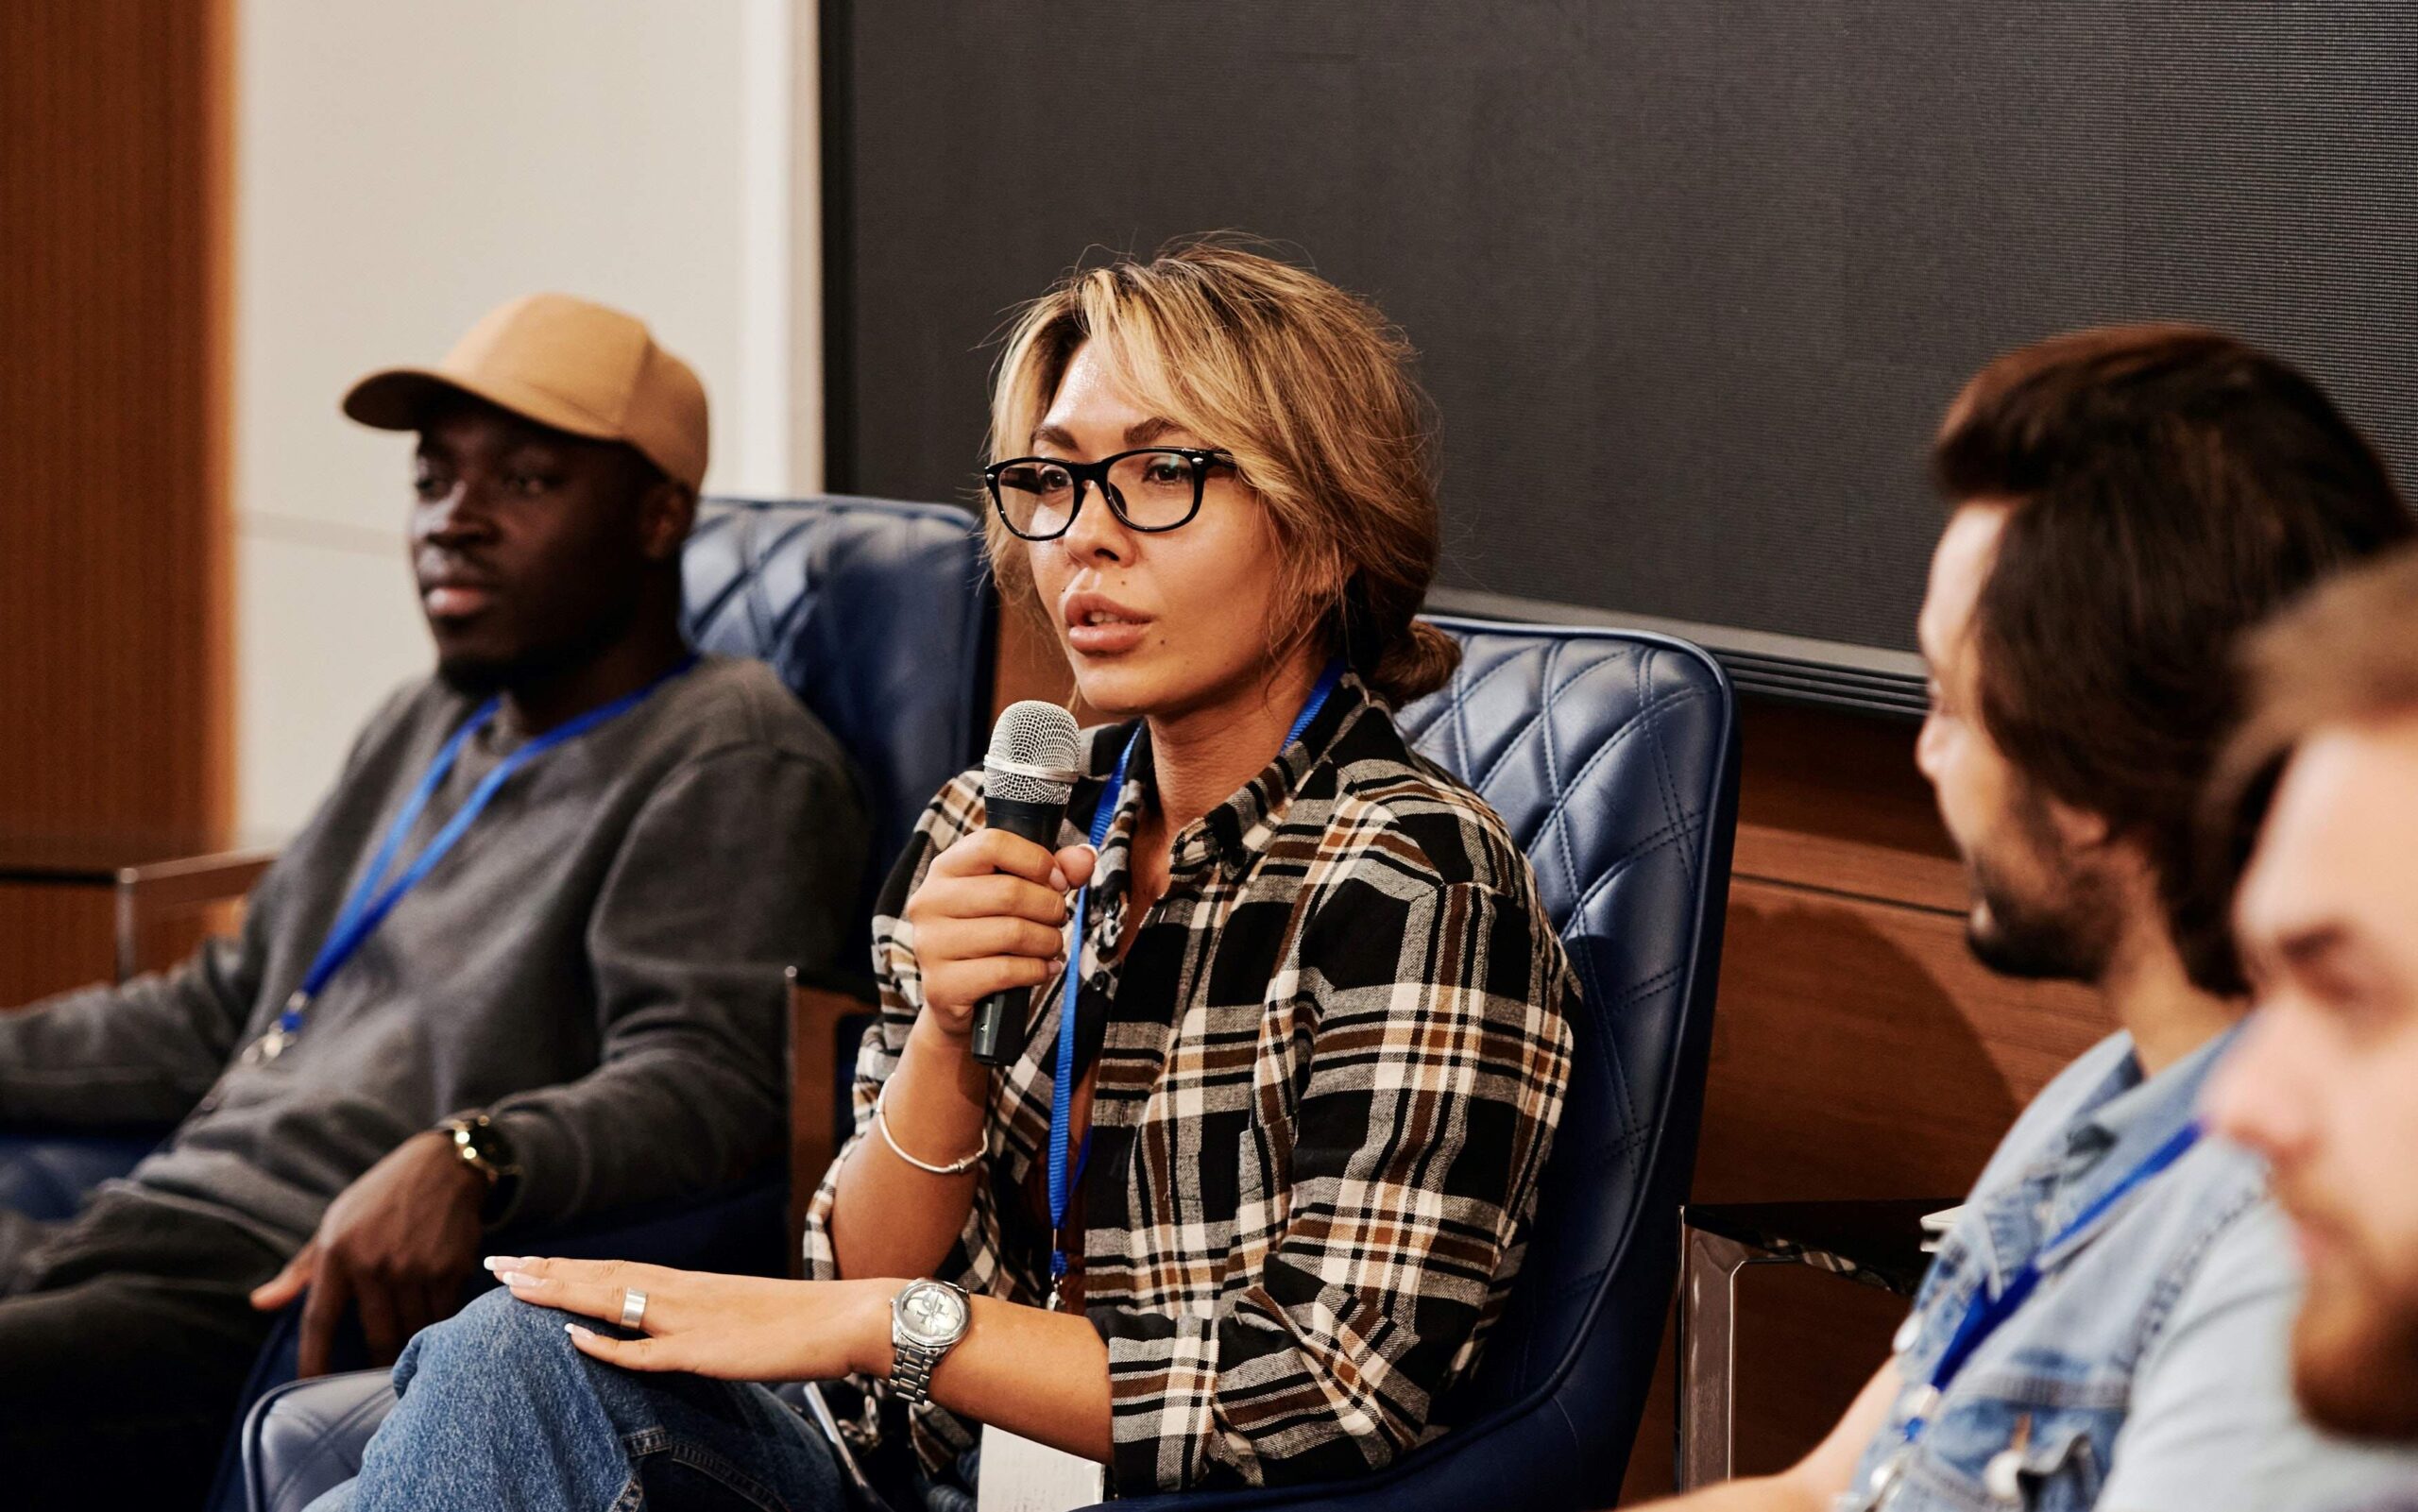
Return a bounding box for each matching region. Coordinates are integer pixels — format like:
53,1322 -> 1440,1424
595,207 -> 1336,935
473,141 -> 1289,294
0,654 -> 866,1252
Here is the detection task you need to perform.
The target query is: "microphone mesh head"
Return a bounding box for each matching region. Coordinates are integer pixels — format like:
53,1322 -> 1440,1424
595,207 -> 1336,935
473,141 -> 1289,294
983,701 -> 1082,806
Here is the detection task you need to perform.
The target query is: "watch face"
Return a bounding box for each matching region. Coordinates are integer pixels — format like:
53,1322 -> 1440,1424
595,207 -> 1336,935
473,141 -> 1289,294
899,1283 -> 968,1345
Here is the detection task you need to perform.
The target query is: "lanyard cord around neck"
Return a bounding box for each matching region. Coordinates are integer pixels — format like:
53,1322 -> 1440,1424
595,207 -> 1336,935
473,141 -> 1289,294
1044,659 -> 1346,1302
242,654 -> 700,1066
1890,1119 -> 2203,1452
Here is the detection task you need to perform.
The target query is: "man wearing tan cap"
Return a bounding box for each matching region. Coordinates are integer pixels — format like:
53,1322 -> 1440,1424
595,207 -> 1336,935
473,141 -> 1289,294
0,294 -> 867,1504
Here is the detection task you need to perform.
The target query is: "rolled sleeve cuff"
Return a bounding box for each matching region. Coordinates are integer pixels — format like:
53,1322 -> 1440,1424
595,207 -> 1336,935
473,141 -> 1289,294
1096,1307 -> 1223,1493
874,920 -> 928,1021
798,1125 -> 873,1281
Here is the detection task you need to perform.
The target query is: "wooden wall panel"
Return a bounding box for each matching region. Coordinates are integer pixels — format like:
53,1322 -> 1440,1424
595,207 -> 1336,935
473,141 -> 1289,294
990,598 -> 1084,722
0,889 -> 118,1009
1695,878 -> 2102,1203
1615,699 -> 2104,1501
0,0 -> 233,1004
1707,702 -> 2104,1204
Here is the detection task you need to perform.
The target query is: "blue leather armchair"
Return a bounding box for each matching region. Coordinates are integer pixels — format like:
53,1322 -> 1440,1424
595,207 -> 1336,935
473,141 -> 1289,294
243,616 -> 1739,1512
1104,619 -> 1740,1510
0,1130 -> 164,1221
685,495 -> 994,921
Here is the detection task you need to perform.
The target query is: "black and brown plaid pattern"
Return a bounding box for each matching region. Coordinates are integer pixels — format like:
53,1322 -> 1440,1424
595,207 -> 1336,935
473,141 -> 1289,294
803,674 -> 1575,1493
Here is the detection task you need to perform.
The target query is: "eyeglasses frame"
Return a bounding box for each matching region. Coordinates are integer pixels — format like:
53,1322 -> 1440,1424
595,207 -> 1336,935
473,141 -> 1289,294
981,447 -> 1236,541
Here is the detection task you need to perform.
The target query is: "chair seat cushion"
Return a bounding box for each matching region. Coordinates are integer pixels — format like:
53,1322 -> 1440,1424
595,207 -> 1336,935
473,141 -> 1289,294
241,1369 -> 397,1512
0,1131 -> 162,1222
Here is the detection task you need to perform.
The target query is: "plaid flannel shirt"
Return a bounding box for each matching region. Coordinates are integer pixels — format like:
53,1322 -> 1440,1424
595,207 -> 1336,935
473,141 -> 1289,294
803,673 -> 1575,1493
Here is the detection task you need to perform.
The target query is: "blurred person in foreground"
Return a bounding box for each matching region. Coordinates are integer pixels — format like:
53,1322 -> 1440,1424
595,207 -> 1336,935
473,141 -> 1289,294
1639,327 -> 2416,1512
323,240 -> 1575,1510
2204,546 -> 2418,1507
0,293 -> 864,1504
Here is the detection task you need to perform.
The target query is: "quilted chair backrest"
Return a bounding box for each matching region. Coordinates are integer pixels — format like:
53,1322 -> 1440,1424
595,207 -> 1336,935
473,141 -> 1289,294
682,496 -> 993,920
1395,617 -> 1738,1504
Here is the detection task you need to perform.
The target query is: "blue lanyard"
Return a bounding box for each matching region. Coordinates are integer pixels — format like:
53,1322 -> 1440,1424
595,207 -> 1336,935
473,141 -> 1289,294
1897,1119 -> 2203,1446
1045,659 -> 1345,1300
244,655 -> 698,1065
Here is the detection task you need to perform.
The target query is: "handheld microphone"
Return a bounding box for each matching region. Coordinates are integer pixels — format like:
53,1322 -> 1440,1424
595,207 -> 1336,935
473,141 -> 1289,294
970,700 -> 1082,1066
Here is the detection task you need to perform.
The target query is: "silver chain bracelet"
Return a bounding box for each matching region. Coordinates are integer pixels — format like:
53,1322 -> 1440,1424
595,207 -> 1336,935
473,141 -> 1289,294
873,1079 -> 984,1176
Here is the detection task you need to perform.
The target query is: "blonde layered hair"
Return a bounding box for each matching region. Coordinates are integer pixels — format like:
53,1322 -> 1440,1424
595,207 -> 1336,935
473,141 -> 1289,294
984,239 -> 1458,707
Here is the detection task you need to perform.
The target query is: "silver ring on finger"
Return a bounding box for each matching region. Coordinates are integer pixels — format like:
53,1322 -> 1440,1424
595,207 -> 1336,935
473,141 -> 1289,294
620,1287 -> 649,1330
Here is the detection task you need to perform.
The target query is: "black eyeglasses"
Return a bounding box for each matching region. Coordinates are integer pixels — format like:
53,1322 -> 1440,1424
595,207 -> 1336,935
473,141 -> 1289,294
982,448 -> 1235,541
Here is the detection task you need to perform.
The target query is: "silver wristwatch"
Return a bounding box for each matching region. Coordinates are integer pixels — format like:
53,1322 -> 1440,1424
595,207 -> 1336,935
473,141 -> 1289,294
890,1279 -> 972,1407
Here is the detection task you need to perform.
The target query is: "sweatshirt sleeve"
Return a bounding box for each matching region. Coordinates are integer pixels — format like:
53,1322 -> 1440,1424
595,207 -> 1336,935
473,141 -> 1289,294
485,740 -> 867,1229
0,679 -> 427,1129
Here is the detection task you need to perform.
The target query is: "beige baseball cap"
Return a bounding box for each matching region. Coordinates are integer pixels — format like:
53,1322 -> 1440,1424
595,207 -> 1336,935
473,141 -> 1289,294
343,293 -> 709,492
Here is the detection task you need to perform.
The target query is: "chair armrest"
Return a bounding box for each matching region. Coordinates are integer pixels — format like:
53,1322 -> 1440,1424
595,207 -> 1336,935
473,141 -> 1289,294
113,847 -> 278,982
788,964 -> 878,1276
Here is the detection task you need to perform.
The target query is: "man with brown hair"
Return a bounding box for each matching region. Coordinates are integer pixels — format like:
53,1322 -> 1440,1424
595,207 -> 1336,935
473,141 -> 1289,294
1641,327 -> 2415,1511
2203,547 -> 2418,1492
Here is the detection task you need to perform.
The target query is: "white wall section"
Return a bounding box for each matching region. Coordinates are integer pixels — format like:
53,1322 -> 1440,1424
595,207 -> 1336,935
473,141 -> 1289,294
737,0 -> 793,498
232,0 -> 816,833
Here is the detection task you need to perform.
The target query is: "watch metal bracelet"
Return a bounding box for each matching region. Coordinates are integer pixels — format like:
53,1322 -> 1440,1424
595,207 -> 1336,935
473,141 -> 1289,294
892,1342 -> 942,1406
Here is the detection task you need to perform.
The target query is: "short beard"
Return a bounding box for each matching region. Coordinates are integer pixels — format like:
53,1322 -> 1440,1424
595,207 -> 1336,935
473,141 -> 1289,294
2291,1254 -> 2418,1440
435,653 -> 514,700
1963,793 -> 2120,984
434,603 -> 638,705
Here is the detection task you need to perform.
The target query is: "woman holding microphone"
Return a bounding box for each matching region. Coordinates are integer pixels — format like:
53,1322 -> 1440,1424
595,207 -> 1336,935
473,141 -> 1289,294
330,240 -> 1575,1510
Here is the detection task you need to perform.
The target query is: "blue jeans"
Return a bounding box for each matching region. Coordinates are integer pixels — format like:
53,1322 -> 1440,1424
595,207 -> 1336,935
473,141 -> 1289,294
316,1287 -> 850,1512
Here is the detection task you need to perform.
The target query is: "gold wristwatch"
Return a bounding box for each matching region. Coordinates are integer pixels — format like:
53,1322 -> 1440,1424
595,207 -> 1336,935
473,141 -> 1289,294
439,1113 -> 523,1222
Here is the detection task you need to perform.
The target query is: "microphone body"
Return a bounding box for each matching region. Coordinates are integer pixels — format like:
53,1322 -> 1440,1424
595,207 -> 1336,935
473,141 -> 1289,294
967,793 -> 1065,1065
970,701 -> 1082,1067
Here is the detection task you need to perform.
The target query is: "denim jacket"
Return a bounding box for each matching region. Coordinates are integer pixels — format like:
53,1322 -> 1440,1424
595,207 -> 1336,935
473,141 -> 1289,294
1845,1026 -> 2415,1511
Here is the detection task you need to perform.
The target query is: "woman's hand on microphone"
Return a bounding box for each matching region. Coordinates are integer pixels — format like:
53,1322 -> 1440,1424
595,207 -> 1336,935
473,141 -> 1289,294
903,832 -> 1097,1039
835,835 -> 1094,1278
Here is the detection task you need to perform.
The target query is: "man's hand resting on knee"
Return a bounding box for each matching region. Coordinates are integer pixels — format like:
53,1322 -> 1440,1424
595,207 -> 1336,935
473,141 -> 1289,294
248,1130 -> 487,1376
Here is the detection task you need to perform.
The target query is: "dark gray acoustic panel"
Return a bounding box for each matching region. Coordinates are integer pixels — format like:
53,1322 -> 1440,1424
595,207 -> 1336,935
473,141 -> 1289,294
825,1 -> 2418,713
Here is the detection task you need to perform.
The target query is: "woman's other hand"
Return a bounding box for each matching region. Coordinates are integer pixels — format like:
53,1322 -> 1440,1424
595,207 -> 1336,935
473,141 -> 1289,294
486,1255 -> 897,1382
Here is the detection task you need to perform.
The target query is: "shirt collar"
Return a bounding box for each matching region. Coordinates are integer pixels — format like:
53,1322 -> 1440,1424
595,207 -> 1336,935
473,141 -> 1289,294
2064,1017 -> 2247,1158
2015,1018 -> 2243,1268
1074,671 -> 1373,891
1198,671 -> 1369,878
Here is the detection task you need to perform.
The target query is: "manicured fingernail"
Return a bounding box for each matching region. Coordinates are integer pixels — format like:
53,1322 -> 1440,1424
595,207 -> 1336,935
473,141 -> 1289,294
499,1271 -> 539,1289
567,1323 -> 594,1341
483,1256 -> 523,1273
